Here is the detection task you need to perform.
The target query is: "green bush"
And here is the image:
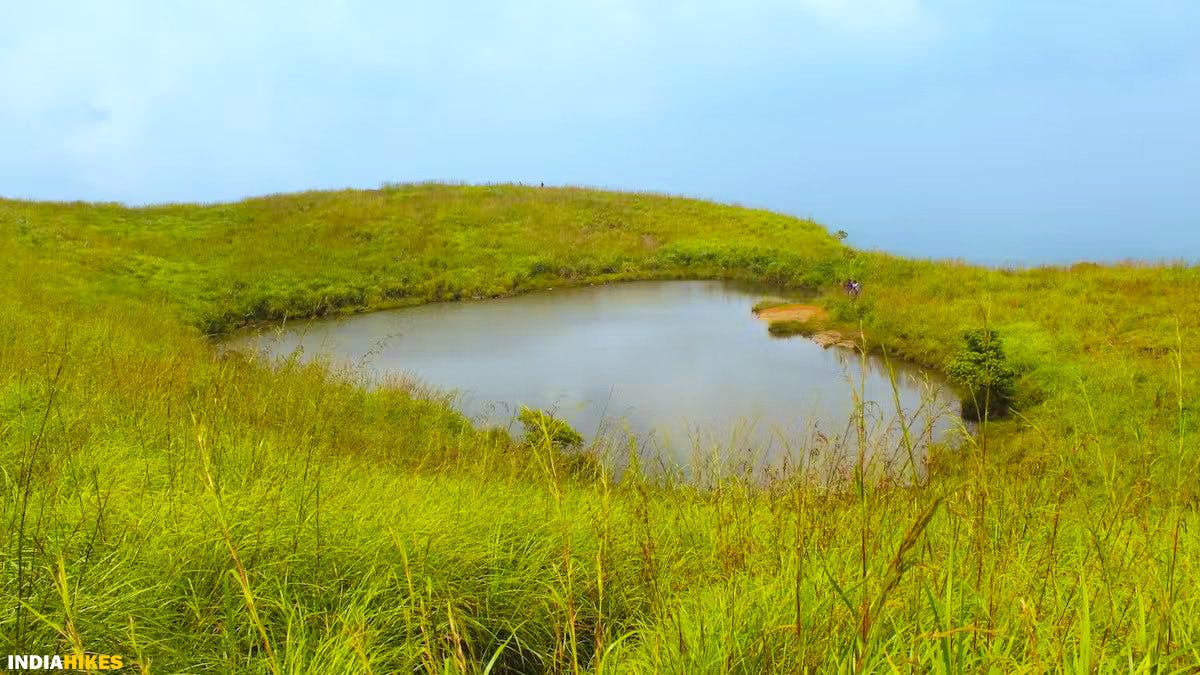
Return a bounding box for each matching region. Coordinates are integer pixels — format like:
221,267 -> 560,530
946,328 -> 1016,420
518,406 -> 584,449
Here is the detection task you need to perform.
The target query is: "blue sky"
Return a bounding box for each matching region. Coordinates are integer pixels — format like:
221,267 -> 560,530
2,1 -> 1197,263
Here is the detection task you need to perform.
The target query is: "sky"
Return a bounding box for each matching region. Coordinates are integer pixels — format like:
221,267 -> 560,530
2,1 -> 1198,264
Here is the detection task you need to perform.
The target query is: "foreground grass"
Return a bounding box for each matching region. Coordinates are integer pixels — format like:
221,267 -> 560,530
1,184 -> 1198,672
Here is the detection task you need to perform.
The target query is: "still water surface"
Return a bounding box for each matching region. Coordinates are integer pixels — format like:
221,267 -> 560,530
230,281 -> 960,473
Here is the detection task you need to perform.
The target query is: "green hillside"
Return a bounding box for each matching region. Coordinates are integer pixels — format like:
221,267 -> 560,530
2,183 -> 1197,671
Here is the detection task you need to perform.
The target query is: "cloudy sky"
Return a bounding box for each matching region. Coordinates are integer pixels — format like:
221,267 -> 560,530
2,1 -> 1197,263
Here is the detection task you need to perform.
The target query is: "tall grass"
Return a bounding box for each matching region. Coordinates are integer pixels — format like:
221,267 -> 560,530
1,184 -> 1198,671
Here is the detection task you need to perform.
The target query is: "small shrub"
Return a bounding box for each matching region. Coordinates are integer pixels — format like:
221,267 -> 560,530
518,406 -> 584,449
946,328 -> 1016,420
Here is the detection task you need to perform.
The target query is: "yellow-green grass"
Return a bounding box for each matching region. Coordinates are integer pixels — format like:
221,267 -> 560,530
1,183 -> 1197,672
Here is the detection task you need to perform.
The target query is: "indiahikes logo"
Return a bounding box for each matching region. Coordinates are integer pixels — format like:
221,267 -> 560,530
5,654 -> 123,670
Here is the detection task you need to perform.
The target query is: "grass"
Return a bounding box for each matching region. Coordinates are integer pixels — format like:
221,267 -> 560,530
766,320 -> 812,338
1,182 -> 1198,672
751,297 -> 793,313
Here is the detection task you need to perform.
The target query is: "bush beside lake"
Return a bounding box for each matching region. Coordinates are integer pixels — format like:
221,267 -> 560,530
1,184 -> 1198,671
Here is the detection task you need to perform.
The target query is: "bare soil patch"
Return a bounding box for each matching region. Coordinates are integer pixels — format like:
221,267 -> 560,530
753,303 -> 827,323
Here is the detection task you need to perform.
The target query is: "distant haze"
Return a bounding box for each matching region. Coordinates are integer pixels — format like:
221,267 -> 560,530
2,1 -> 1197,265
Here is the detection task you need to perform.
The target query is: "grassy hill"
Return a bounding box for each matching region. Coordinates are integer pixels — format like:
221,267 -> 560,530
1,183 -> 1197,672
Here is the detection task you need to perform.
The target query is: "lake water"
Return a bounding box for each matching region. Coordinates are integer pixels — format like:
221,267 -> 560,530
228,281 -> 961,476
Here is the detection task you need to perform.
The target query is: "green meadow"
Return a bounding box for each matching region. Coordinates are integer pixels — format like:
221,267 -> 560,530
1,183 -> 1197,672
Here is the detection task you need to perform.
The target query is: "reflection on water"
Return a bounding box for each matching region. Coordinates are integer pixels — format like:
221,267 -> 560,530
227,281 -> 961,477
